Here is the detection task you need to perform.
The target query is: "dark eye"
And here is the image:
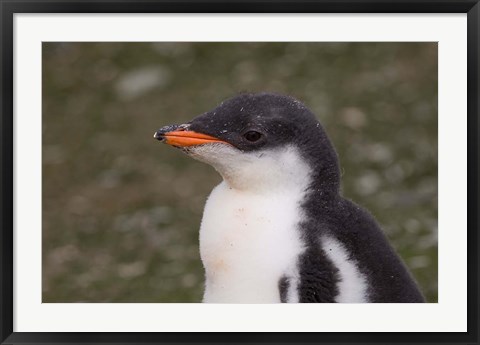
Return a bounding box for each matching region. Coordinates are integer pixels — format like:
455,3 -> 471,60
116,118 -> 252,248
244,131 -> 262,142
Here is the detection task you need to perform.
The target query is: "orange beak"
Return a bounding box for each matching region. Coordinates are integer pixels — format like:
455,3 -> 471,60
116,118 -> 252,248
158,130 -> 228,147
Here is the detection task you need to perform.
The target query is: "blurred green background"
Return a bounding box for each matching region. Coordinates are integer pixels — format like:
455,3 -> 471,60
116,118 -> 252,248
42,42 -> 437,303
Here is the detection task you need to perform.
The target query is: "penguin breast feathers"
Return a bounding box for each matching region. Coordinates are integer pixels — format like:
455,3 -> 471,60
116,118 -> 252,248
199,145 -> 315,303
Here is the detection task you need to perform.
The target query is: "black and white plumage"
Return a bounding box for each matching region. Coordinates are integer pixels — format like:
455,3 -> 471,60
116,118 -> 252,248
154,93 -> 425,303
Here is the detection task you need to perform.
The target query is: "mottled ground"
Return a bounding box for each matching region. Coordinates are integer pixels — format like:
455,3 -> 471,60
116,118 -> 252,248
43,42 -> 438,302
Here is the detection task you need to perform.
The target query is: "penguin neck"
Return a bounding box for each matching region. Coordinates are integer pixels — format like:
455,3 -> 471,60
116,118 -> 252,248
212,145 -> 313,194
187,142 -> 340,195
298,134 -> 341,197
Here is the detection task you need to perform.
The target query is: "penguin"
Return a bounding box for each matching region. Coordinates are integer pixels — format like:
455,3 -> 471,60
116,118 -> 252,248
154,92 -> 425,303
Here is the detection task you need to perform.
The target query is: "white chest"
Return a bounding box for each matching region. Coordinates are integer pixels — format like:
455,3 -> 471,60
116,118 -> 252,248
199,182 -> 305,303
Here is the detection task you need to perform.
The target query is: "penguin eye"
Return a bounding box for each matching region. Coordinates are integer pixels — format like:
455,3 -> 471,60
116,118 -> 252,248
243,131 -> 262,142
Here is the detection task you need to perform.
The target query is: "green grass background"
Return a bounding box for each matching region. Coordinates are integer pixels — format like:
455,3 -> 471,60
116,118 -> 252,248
42,42 -> 438,302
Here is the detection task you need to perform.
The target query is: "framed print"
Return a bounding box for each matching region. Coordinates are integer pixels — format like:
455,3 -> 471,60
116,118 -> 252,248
1,1 -> 479,344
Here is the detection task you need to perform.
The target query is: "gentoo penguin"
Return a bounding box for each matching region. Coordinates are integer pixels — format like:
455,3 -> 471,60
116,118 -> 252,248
154,93 -> 425,303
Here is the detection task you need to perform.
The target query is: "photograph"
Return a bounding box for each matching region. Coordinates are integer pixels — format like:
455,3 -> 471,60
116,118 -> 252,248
42,42 -> 438,303
2,1 -> 479,343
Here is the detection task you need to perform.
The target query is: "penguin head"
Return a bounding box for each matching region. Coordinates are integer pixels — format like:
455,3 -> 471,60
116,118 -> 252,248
155,93 -> 340,192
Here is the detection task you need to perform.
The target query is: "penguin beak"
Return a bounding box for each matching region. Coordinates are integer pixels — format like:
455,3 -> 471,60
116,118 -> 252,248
154,125 -> 227,147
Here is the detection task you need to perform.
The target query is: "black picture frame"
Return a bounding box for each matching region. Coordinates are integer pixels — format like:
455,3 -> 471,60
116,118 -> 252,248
1,1 -> 479,344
